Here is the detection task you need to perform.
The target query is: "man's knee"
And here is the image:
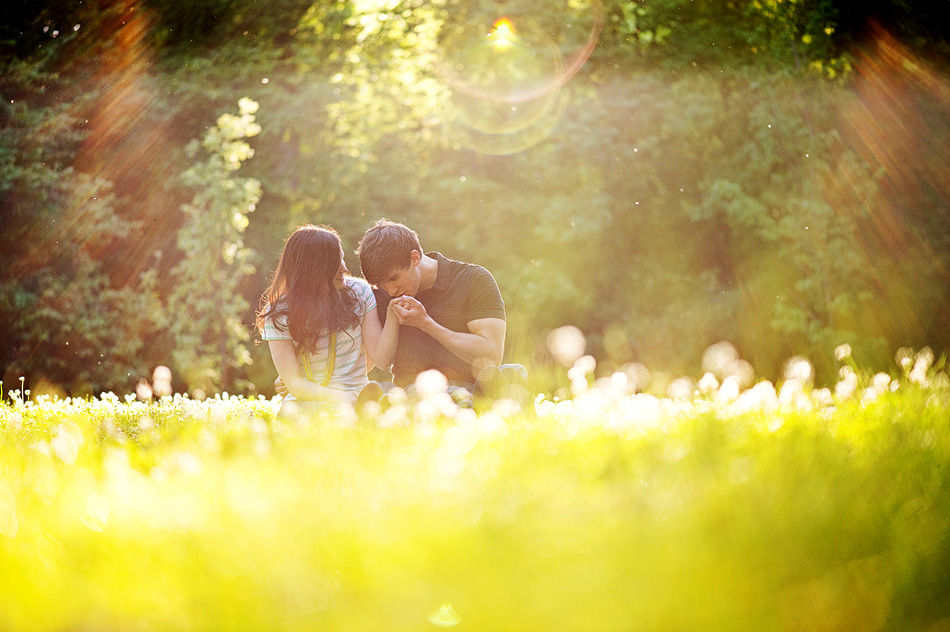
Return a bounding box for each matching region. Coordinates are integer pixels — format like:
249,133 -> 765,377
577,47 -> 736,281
499,364 -> 528,383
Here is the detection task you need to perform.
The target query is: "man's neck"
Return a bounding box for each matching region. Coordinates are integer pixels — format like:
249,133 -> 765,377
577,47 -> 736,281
417,253 -> 438,293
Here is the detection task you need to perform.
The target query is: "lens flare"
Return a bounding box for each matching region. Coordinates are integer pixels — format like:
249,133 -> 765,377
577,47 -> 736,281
442,84 -> 570,155
488,17 -> 515,50
437,1 -> 603,154
438,2 -> 603,103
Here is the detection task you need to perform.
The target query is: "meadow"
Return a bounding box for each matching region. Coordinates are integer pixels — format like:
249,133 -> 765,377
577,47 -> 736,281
1,348 -> 949,632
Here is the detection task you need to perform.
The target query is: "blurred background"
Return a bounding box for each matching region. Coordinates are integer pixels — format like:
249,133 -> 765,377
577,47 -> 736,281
1,0 -> 948,397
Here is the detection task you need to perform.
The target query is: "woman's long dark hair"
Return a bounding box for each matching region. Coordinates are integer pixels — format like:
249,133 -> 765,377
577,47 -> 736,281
256,225 -> 359,356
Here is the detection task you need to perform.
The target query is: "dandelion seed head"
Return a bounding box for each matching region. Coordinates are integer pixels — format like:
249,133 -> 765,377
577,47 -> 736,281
135,380 -> 153,401
415,369 -> 449,399
717,375 -> 741,403
783,356 -> 814,384
546,325 -> 586,366
702,341 -> 739,377
667,377 -> 695,400
812,387 -> 834,407
152,366 -> 173,397
593,373 -> 628,401
779,379 -> 812,410
910,347 -> 935,385
698,372 -> 719,394
610,371 -> 628,390
872,373 -> 891,391
779,377 -> 803,402
895,347 -> 914,371
726,359 -> 756,388
731,381 -> 777,413
835,371 -> 859,399
573,354 -> 597,375
910,363 -> 929,385
6,412 -> 23,431
621,363 -> 651,393
916,347 -> 935,368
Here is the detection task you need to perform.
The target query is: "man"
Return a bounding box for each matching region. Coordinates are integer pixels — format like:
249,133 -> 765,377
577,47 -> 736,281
357,218 -> 526,404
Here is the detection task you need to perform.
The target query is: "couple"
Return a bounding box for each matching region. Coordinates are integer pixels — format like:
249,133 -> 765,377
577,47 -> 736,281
256,218 -> 525,415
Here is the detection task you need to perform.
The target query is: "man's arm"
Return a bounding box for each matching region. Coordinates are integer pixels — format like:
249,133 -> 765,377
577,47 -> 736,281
392,297 -> 505,378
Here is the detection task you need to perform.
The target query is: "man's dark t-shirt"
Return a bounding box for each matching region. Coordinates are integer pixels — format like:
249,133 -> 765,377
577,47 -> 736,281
375,252 -> 506,387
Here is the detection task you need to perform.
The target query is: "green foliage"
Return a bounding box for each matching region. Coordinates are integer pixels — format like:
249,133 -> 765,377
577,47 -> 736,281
320,0 -> 449,158
166,99 -> 262,393
0,78 -> 163,395
1,361 -> 949,629
690,78 -> 888,376
0,262 -> 163,397
743,0 -> 853,79
599,0 -> 672,52
142,0 -> 316,56
3,0 -> 950,394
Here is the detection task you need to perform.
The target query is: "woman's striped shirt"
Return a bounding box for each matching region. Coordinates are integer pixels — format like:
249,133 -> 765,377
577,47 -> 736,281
261,277 -> 376,399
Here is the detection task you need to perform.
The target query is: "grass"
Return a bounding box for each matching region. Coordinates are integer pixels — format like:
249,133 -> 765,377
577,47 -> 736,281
1,356 -> 949,631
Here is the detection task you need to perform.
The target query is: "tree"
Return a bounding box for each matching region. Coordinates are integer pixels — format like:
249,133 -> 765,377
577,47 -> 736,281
166,98 -> 262,393
0,60 -> 163,394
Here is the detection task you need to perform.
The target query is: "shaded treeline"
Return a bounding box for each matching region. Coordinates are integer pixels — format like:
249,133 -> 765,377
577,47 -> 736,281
1,0 -> 948,396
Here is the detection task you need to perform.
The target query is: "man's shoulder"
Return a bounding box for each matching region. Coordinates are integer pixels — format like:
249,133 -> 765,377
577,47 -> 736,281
429,252 -> 504,319
431,252 -> 495,283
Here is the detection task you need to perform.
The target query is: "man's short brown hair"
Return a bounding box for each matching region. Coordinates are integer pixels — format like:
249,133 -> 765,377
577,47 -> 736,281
357,218 -> 424,285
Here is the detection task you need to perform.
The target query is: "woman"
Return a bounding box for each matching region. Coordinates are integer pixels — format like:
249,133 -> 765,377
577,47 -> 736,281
256,225 -> 397,414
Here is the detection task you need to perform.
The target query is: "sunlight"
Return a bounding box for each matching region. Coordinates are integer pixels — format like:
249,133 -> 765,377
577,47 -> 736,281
435,1 -> 603,154
73,0 -> 175,287
487,17 -> 516,50
834,22 -> 950,344
439,1 -> 603,103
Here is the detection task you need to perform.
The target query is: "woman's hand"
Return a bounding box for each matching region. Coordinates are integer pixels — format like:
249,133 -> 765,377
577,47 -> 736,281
268,340 -> 355,402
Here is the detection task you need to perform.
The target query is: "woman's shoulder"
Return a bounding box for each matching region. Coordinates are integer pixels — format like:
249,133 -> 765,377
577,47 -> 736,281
344,276 -> 376,314
345,276 -> 373,295
261,297 -> 292,340
262,296 -> 289,318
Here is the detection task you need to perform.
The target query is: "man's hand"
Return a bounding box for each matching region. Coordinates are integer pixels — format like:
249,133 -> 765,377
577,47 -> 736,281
274,376 -> 289,397
390,294 -> 506,378
391,295 -> 430,329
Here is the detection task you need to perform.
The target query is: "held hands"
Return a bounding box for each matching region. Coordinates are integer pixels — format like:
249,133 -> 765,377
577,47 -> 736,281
273,375 -> 356,403
390,295 -> 429,329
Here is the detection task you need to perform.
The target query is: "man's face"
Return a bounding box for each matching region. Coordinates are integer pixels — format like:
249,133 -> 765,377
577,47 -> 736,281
378,265 -> 418,298
376,250 -> 421,297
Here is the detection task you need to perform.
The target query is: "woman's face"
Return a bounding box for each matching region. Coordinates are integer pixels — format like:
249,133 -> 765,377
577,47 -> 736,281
333,245 -> 348,290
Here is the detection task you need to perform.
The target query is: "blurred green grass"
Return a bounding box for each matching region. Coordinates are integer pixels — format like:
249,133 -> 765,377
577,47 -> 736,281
1,376 -> 949,631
